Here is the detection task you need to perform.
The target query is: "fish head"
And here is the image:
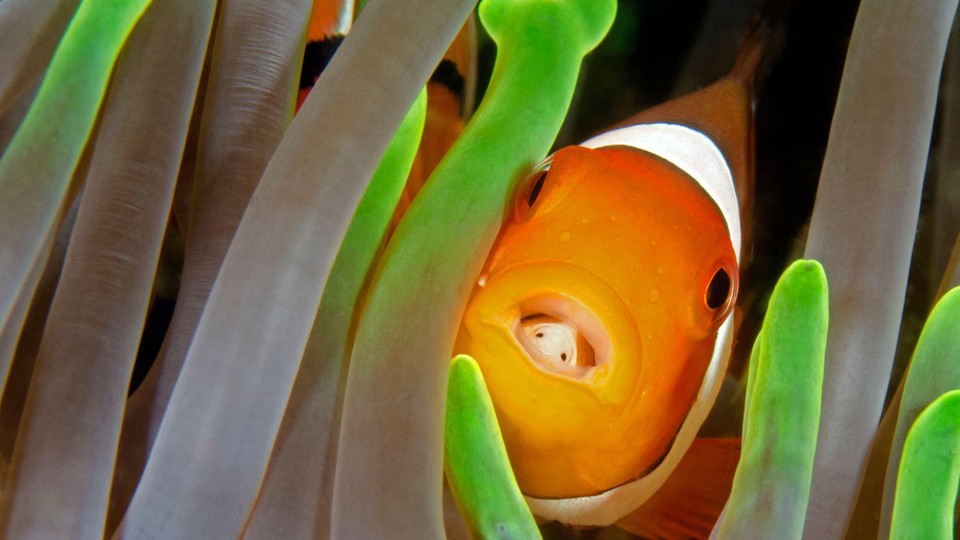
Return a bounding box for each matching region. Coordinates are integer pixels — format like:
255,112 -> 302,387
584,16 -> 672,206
454,138 -> 738,503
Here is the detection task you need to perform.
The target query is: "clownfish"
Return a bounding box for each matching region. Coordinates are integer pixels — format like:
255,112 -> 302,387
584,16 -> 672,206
453,23 -> 763,535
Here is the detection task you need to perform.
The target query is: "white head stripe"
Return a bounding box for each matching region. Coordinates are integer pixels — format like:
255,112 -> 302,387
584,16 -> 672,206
579,123 -> 741,262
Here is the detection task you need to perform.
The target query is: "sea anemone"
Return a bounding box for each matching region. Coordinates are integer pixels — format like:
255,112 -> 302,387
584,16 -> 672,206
0,0 -> 958,538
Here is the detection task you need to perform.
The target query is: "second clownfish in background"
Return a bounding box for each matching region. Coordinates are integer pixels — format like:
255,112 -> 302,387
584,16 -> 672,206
297,0 -> 475,222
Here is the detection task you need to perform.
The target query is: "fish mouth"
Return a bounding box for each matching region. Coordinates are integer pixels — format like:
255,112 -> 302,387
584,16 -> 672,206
464,259 -> 733,506
469,260 -> 634,389
511,294 -> 612,380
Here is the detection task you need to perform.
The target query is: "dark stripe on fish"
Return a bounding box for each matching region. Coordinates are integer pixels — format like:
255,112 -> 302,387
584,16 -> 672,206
430,59 -> 465,99
300,35 -> 345,90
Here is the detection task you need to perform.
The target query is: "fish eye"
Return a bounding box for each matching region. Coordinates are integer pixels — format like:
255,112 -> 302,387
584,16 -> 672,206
705,267 -> 732,311
524,171 -> 547,206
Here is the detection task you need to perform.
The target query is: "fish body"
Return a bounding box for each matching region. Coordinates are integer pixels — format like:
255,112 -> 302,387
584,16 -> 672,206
455,123 -> 741,524
454,30 -> 759,526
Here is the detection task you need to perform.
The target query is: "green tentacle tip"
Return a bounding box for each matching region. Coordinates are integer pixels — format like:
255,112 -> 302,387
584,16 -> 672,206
774,259 -> 829,305
445,355 -> 541,539
757,258 -> 829,372
762,258 -> 830,354
719,259 -> 827,539
478,0 -> 616,53
890,390 -> 960,540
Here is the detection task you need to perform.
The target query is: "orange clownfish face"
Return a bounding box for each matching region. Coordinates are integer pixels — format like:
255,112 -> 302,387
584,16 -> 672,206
454,123 -> 741,521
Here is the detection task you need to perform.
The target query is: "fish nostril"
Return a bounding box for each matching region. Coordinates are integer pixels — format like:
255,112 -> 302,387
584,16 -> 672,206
518,314 -> 596,371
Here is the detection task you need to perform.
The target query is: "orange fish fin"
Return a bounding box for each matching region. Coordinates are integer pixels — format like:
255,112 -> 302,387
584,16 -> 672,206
615,437 -> 741,540
725,17 -> 766,262
727,16 -> 767,88
298,0 -> 353,110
